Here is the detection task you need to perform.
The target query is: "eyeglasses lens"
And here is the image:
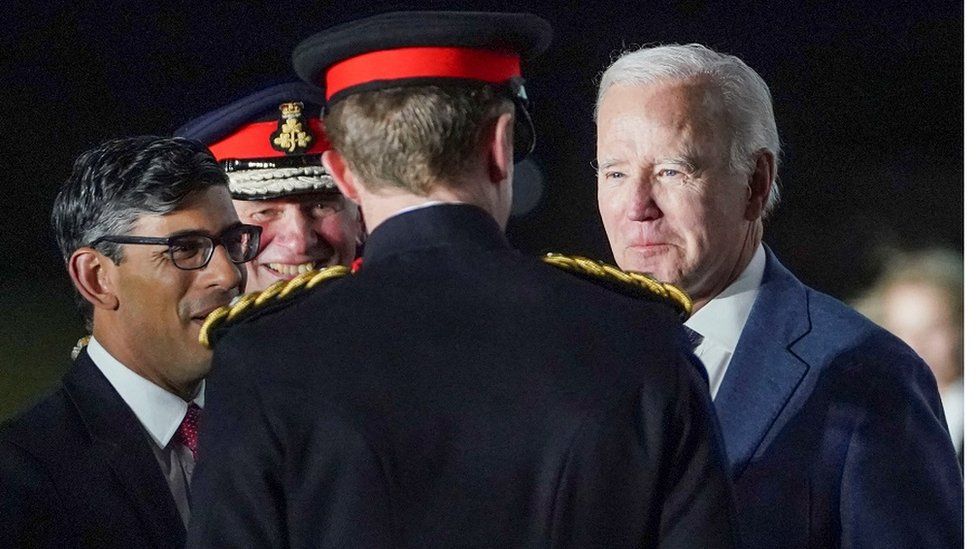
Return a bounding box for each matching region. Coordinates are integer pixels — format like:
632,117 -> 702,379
167,226 -> 260,270
170,236 -> 213,270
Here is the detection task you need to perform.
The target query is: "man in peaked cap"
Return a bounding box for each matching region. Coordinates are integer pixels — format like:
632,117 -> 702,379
176,82 -> 363,292
189,12 -> 736,548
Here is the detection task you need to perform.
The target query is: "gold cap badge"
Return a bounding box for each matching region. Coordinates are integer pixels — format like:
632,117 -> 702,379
270,102 -> 315,155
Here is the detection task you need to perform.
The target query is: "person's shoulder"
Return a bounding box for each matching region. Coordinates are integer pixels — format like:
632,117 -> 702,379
807,285 -> 912,354
202,265 -> 354,350
0,385 -> 80,462
788,279 -> 930,390
532,253 -> 693,320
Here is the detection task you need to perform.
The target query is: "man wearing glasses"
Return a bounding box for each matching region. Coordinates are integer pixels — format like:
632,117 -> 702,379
0,136 -> 257,548
176,82 -> 364,292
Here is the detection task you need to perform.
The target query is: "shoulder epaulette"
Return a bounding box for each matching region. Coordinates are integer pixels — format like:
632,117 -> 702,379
541,253 -> 693,321
199,265 -> 351,349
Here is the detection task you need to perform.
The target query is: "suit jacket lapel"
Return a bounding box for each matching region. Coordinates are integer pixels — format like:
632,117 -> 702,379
63,352 -> 186,547
714,248 -> 811,478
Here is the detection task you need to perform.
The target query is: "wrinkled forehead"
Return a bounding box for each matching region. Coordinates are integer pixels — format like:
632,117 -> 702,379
598,78 -> 734,158
606,77 -> 728,127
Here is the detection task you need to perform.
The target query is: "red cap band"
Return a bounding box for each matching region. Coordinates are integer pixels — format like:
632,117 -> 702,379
208,119 -> 330,161
325,46 -> 521,100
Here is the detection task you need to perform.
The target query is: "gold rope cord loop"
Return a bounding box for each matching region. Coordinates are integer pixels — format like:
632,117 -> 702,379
226,293 -> 259,322
197,265 -> 352,349
254,280 -> 288,307
542,253 -> 692,319
278,270 -> 319,299
308,265 -> 351,288
70,335 -> 92,360
198,307 -> 230,349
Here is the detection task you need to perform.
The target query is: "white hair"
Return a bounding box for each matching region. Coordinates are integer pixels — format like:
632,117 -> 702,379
596,43 -> 782,216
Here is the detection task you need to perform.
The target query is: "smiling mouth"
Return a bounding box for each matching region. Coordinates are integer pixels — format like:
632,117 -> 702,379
262,261 -> 327,277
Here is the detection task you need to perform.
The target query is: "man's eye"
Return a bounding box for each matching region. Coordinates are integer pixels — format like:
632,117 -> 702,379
170,240 -> 205,259
250,209 -> 276,222
659,169 -> 682,178
310,201 -> 341,217
603,171 -> 626,180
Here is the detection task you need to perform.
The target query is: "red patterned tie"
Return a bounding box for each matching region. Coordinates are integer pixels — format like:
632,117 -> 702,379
175,403 -> 202,459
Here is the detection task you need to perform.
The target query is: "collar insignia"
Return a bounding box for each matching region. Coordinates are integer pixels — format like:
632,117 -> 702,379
270,102 -> 314,155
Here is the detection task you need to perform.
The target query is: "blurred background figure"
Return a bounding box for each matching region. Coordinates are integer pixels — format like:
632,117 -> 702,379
854,248 -> 963,461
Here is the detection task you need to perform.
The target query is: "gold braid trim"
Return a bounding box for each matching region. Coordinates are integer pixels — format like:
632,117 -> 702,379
70,335 -> 91,360
198,265 -> 351,349
542,253 -> 693,320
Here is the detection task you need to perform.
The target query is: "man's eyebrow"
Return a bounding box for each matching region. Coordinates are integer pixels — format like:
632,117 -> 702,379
595,159 -> 622,170
165,221 -> 243,239
301,193 -> 343,204
659,156 -> 699,171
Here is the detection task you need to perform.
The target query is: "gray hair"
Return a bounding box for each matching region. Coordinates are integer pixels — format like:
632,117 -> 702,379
596,43 -> 782,216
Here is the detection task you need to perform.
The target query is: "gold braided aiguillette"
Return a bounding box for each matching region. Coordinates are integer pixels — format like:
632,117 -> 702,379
542,253 -> 692,319
198,265 -> 351,349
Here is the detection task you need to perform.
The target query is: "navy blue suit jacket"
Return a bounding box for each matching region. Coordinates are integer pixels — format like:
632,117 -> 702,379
0,352 -> 186,548
188,204 -> 736,548
716,247 -> 962,547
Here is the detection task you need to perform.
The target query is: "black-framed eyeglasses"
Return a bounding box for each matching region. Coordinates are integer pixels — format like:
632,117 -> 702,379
89,224 -> 262,271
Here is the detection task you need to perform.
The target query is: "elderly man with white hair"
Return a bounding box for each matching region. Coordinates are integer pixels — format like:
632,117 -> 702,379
594,43 -> 962,548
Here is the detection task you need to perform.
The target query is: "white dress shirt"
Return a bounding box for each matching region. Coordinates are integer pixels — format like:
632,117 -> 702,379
941,379 -> 963,455
684,246 -> 766,398
87,337 -> 204,526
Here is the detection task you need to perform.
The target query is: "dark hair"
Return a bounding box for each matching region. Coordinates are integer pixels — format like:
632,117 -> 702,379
51,136 -> 228,327
325,84 -> 513,195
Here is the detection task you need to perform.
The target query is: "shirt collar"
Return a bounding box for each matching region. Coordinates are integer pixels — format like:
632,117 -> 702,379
87,336 -> 205,449
362,203 -> 510,267
684,245 -> 766,353
394,200 -> 462,216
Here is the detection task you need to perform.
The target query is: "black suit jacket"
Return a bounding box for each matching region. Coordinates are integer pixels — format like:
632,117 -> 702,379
188,204 -> 736,548
0,351 -> 185,548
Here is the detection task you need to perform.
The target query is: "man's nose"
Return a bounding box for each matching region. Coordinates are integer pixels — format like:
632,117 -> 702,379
625,178 -> 663,222
204,244 -> 244,291
275,211 -> 318,253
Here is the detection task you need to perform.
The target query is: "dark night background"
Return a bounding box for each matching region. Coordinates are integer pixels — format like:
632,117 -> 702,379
0,1 -> 962,419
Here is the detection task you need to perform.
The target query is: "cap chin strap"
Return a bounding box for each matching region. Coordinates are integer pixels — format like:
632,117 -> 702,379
503,77 -> 536,162
221,154 -> 324,173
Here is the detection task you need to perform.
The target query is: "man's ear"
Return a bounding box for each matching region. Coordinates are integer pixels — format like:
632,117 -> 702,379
68,248 -> 119,312
745,150 -> 774,221
322,150 -> 361,205
487,112 -> 515,185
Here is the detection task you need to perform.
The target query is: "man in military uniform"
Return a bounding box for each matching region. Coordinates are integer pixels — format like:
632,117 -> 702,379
176,82 -> 363,292
188,12 -> 736,548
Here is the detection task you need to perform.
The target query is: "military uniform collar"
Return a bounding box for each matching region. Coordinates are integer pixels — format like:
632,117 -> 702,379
362,203 -> 510,266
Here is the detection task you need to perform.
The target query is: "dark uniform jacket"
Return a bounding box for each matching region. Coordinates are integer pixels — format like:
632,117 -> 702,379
188,204 -> 736,548
720,247 -> 963,548
0,351 -> 185,548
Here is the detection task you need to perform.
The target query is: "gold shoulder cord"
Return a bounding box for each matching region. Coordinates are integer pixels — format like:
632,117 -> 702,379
198,265 -> 351,349
541,253 -> 693,320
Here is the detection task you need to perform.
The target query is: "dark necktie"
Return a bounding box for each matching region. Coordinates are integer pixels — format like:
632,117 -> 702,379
683,326 -> 704,351
174,403 -> 202,459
